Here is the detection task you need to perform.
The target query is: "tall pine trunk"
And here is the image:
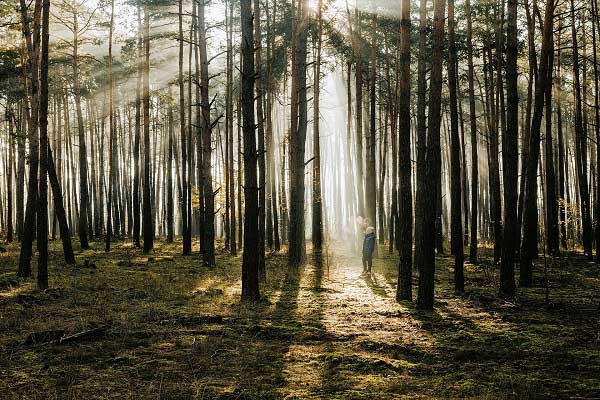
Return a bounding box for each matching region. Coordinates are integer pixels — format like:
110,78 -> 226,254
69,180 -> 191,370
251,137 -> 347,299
396,0 -> 413,301
241,0 -> 260,300
466,0 -> 478,264
142,4 -> 153,253
106,0 -> 115,252
18,0 -> 41,278
198,0 -> 215,267
288,0 -> 309,267
133,5 -> 142,248
500,0 -> 519,298
179,0 -> 191,255
312,0 -> 323,253
37,0 -> 50,289
255,0 -> 266,277
521,0 -> 555,286
448,0 -> 464,292
413,0 -> 429,272
72,12 -> 89,250
416,0 -> 445,310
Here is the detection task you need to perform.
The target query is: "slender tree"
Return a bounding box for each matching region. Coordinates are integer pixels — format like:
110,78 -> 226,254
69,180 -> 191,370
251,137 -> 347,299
37,0 -> 50,290
500,0 -> 519,298
142,3 -> 153,253
288,0 -> 309,267
466,0 -> 478,264
447,0 -> 464,292
179,0 -> 191,255
396,0 -> 413,301
312,0 -> 324,253
241,0 -> 260,300
521,0 -> 555,286
255,0 -> 266,277
416,0 -> 446,310
106,0 -> 115,252
132,5 -> 142,248
18,0 -> 41,278
198,0 -> 215,266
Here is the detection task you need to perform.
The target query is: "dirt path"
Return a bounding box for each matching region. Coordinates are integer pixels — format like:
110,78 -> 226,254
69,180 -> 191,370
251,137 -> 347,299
264,250 -> 437,399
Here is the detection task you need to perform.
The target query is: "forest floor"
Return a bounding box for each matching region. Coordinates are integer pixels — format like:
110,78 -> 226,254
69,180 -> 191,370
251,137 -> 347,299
1,239 -> 599,399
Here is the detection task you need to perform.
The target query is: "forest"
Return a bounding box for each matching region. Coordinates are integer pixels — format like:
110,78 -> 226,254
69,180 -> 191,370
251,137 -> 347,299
0,0 -> 599,397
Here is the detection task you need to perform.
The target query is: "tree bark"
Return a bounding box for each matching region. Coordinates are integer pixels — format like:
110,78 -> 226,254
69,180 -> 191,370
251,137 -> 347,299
179,0 -> 191,255
500,0 -> 519,298
544,26 -> 559,256
133,5 -> 142,248
416,0 -> 445,310
106,0 -> 115,252
255,0 -> 266,277
396,0 -> 413,301
18,0 -> 41,278
37,0 -> 50,290
448,0 -> 464,292
241,0 -> 260,300
466,0 -> 478,264
142,4 -> 153,253
198,0 -> 215,267
366,15 -> 377,237
520,0 -> 555,286
312,0 -> 324,253
413,0 -> 429,272
72,11 -> 90,250
288,0 -> 309,267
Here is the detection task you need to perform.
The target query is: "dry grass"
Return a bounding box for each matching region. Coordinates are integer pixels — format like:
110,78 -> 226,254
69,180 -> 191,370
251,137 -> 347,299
0,239 -> 599,399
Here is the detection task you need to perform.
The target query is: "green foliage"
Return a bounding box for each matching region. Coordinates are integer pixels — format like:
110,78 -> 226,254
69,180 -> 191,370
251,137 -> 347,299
0,47 -> 22,101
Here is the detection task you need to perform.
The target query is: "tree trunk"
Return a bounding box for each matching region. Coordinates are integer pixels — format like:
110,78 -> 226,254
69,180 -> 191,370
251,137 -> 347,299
570,0 -> 592,259
448,0 -> 464,292
366,15 -> 377,238
265,0 -> 279,252
413,0 -> 429,272
593,0 -> 600,262
167,87 -> 175,243
6,108 -> 14,243
288,0 -> 309,267
255,0 -> 266,277
241,0 -> 260,301
416,0 -> 445,310
133,5 -> 142,248
520,0 -> 555,286
18,0 -> 41,278
396,0 -> 413,301
354,11 -> 365,218
227,0 -> 237,255
71,12 -> 90,250
16,101 -> 25,241
544,27 -> 559,256
48,144 -> 75,264
142,4 -> 153,253
312,0 -> 324,253
106,0 -> 115,252
198,0 -> 215,267
37,0 -> 50,289
500,0 -> 519,298
179,0 -> 191,255
518,0 -> 537,251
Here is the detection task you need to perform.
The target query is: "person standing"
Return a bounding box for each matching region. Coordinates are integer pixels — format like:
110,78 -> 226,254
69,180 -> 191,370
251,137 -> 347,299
362,226 -> 376,274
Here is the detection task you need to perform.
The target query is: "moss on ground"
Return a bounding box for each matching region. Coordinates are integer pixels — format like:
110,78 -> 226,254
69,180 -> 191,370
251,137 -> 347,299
0,239 -> 599,399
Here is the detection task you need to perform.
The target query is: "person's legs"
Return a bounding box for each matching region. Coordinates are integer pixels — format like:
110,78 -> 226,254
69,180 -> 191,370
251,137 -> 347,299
362,254 -> 367,273
367,255 -> 373,273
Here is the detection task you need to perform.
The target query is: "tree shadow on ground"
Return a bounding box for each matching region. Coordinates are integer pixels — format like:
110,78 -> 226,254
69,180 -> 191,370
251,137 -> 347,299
363,272 -> 390,298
